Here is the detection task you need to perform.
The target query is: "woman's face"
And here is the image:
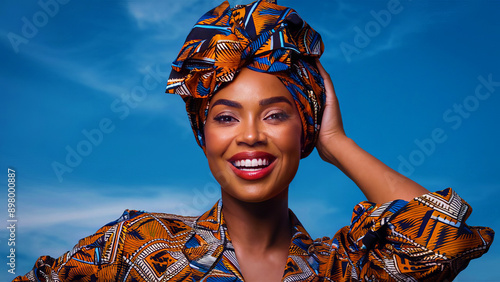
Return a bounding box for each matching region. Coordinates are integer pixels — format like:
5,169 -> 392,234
204,68 -> 302,203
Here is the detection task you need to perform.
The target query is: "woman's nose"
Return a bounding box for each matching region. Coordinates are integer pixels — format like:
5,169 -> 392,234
236,119 -> 267,146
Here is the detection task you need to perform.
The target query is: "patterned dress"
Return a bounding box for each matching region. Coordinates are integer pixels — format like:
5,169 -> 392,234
14,188 -> 493,281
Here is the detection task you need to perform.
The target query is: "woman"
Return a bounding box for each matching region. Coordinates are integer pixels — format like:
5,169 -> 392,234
15,1 -> 493,281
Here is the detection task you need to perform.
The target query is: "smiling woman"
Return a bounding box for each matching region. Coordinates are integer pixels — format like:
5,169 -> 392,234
13,0 -> 494,281
205,69 -> 303,204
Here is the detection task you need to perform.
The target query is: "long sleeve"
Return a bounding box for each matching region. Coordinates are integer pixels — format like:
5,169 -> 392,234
324,188 -> 494,281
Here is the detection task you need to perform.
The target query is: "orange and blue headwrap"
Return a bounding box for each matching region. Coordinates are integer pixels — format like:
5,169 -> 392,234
166,0 -> 325,158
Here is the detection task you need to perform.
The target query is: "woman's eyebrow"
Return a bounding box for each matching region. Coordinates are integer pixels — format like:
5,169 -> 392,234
259,96 -> 293,106
211,99 -> 242,108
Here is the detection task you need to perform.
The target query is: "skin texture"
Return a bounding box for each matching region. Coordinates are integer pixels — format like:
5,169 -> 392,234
203,63 -> 429,282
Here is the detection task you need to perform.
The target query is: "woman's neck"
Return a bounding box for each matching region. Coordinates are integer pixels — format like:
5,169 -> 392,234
221,189 -> 292,252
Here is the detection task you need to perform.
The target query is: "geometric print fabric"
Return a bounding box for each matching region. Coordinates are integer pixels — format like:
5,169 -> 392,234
14,188 -> 494,281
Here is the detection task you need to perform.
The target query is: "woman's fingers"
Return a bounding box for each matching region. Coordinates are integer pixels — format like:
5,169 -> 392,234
316,59 -> 340,122
316,59 -> 336,102
315,59 -> 346,164
316,59 -> 344,136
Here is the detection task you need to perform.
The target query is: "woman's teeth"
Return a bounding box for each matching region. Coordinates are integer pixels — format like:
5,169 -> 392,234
233,159 -> 270,170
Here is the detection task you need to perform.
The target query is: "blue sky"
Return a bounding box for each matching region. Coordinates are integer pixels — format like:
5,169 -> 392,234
1,0 -> 499,280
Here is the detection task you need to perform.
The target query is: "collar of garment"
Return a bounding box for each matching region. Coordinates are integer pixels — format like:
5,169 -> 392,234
181,200 -> 321,281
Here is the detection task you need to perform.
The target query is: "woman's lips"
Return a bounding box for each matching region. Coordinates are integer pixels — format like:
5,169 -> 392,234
228,151 -> 276,181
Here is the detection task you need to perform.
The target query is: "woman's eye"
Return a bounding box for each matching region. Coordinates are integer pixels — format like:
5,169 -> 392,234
265,112 -> 289,121
214,115 -> 237,123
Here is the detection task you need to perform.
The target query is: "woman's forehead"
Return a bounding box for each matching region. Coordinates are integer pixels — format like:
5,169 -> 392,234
211,68 -> 293,104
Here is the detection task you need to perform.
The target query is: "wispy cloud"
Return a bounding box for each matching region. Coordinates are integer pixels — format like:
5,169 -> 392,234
11,39 -> 183,121
22,42 -> 129,97
319,0 -> 466,63
17,184 -> 218,229
126,0 -> 250,31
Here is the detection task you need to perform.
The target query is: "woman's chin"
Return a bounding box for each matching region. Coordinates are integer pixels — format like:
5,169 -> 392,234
221,186 -> 288,204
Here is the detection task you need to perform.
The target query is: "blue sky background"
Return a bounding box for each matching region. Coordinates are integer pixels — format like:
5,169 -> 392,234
1,0 -> 499,280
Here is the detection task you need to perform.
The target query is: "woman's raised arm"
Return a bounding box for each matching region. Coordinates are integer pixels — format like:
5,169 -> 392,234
315,60 -> 429,203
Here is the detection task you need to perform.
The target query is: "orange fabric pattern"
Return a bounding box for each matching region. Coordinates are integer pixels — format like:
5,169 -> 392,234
14,188 -> 494,281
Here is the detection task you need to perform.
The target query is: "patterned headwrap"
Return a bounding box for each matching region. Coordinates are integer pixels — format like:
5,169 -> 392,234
166,0 -> 325,158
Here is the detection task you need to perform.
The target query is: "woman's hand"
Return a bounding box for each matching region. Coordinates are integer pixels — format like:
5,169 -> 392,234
315,60 -> 347,166
314,60 -> 428,203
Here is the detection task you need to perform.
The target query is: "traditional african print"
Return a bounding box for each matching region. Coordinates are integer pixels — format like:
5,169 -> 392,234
166,0 -> 325,158
14,188 -> 493,281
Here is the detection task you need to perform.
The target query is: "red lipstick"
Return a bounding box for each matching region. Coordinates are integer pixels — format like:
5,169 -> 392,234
228,151 -> 276,181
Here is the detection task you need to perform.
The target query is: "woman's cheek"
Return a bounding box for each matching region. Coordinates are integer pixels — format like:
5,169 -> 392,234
205,125 -> 234,156
276,122 -> 302,151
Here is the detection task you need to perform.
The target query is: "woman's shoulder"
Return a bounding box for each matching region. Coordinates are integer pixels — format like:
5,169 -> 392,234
101,209 -> 200,238
105,209 -> 199,227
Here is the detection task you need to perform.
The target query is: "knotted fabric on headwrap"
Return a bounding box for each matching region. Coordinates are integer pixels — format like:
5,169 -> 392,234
166,0 -> 325,158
